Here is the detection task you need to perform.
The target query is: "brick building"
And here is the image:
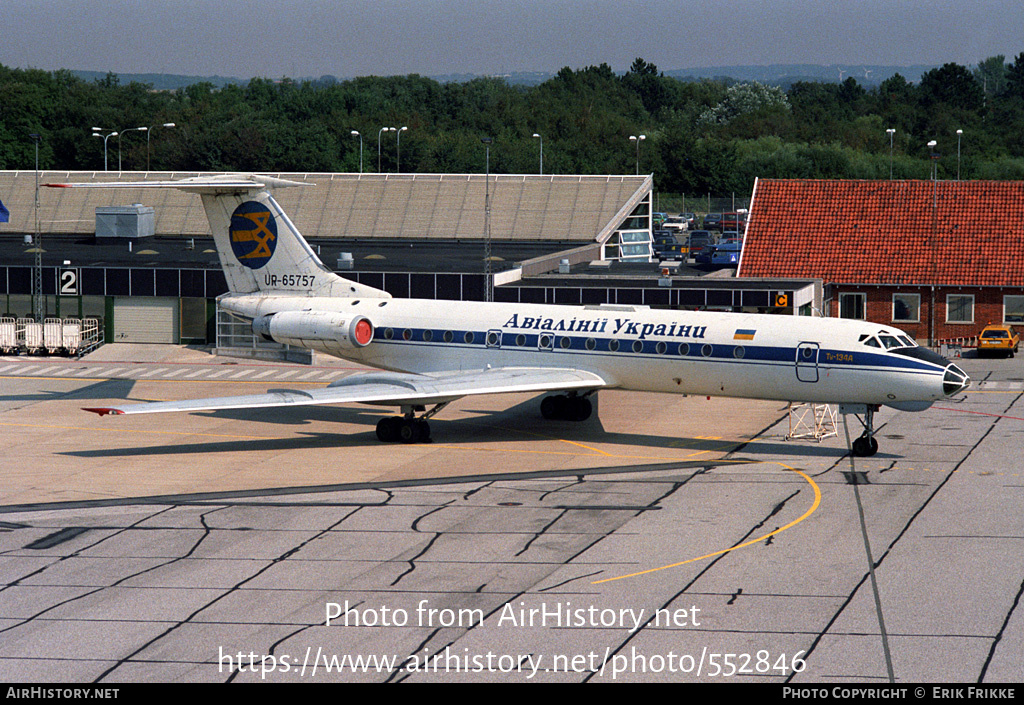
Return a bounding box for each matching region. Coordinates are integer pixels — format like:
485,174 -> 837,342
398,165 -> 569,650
737,179 -> 1024,344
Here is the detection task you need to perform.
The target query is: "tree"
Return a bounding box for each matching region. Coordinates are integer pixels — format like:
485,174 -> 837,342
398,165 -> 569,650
974,55 -> 1007,100
698,82 -> 790,128
918,63 -> 984,112
1006,52 -> 1024,98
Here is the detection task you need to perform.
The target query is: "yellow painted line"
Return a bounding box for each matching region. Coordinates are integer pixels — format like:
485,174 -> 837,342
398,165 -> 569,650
451,417 -> 749,461
0,421 -> 270,441
592,462 -> 821,584
2,376 -> 108,382
429,442 -> 753,464
1,375 -> 328,386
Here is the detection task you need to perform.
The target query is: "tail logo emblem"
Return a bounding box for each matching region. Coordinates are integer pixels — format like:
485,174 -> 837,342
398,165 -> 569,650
229,201 -> 278,269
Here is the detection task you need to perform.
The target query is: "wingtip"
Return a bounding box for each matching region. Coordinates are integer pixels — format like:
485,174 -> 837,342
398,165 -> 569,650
83,407 -> 124,416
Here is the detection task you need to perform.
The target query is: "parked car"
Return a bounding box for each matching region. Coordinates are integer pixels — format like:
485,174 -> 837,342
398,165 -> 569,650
977,324 -> 1020,358
653,232 -> 687,260
702,213 -> 723,231
696,240 -> 742,266
663,216 -> 688,233
720,211 -> 748,231
680,212 -> 698,229
686,230 -> 715,259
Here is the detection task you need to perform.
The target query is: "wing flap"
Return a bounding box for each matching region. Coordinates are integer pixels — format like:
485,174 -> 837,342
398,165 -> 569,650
83,367 -> 608,416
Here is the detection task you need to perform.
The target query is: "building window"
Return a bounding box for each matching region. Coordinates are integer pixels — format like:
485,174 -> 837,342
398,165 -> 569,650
839,293 -> 865,320
946,294 -> 974,324
893,293 -> 920,322
1005,295 -> 1024,324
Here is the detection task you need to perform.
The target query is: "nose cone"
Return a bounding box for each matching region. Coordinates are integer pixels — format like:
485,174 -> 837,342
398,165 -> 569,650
943,363 -> 970,397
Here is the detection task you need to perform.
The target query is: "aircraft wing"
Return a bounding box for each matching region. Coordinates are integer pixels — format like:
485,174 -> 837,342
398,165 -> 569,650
83,367 -> 609,416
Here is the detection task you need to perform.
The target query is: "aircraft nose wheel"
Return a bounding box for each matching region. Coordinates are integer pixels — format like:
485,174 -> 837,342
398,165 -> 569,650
852,433 -> 879,457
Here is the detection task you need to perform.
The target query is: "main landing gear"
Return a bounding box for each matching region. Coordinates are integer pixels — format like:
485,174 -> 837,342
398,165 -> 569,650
841,403 -> 880,457
375,402 -> 449,443
540,393 -> 594,422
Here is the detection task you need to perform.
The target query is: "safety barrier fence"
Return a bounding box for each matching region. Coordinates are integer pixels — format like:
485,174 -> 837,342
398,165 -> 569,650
0,317 -> 103,357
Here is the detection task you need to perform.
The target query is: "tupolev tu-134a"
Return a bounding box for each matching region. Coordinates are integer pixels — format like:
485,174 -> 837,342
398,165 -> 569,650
47,174 -> 969,457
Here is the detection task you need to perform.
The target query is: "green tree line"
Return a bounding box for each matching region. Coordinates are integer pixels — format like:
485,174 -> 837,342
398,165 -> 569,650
3,55 -> 1024,194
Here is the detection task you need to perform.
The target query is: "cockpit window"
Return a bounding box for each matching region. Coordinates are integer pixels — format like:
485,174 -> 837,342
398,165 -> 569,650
897,335 -> 916,347
879,335 -> 902,349
862,335 -> 881,348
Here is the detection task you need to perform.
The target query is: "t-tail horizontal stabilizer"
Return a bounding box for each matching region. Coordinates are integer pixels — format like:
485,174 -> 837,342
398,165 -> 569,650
45,174 -> 389,299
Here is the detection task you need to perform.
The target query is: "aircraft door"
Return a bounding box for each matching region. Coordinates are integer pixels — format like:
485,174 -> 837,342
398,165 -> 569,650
795,342 -> 820,383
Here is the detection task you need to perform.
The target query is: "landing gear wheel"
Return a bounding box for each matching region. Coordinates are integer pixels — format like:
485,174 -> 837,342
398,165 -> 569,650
852,434 -> 879,457
397,418 -> 430,443
568,397 -> 592,421
540,395 -> 566,420
377,417 -> 430,443
376,417 -> 401,442
541,395 -> 593,421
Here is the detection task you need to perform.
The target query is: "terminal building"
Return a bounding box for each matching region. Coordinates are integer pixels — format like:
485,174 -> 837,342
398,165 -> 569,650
738,178 -> 1024,345
0,170 -> 817,355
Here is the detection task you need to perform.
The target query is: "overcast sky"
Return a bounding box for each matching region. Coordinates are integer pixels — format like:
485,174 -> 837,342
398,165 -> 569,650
2,0 -> 1022,79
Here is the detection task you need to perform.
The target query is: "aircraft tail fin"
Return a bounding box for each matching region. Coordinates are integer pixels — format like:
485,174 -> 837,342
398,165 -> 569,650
46,174 -> 389,299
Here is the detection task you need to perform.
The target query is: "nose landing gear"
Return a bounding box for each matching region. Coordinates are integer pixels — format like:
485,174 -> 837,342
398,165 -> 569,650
840,403 -> 880,457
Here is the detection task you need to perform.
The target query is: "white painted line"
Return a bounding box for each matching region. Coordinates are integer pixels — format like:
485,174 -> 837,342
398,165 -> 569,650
230,369 -> 253,378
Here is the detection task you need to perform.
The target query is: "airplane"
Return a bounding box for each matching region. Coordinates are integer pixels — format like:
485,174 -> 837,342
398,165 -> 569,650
47,174 -> 970,457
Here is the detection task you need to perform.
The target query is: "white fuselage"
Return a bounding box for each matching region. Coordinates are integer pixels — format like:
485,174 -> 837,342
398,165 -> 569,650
225,294 -> 962,410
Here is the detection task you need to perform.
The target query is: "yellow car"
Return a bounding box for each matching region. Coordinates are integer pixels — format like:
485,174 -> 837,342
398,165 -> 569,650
978,324 -> 1020,358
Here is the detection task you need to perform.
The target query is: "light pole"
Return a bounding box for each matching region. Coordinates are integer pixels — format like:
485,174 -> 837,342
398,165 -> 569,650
532,133 -> 543,175
396,126 -> 408,173
956,129 -> 963,180
92,128 -> 118,171
146,123 -> 175,171
928,139 -> 939,346
629,134 -> 646,175
378,126 -> 395,172
482,137 -> 493,303
886,128 -> 895,179
117,126 -> 147,171
30,133 -> 43,322
350,130 -> 363,173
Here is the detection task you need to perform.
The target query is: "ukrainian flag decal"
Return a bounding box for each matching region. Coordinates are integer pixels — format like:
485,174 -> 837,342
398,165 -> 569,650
229,201 -> 278,269
734,329 -> 756,340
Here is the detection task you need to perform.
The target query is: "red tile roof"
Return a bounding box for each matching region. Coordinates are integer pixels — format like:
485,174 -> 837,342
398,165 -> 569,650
737,179 -> 1024,286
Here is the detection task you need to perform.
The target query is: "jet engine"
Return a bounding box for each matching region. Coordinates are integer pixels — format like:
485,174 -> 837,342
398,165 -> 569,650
252,311 -> 374,350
